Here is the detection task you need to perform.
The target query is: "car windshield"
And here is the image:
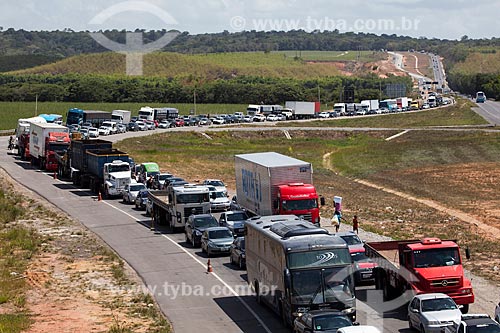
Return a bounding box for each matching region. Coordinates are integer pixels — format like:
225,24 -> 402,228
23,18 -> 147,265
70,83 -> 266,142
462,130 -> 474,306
413,248 -> 460,268
312,315 -> 352,331
206,180 -> 224,187
208,229 -> 233,239
227,212 -> 248,221
282,199 -> 318,211
340,235 -> 362,246
351,252 -> 370,263
291,267 -> 354,304
130,184 -> 145,191
421,298 -> 457,312
214,191 -> 226,199
193,216 -> 218,228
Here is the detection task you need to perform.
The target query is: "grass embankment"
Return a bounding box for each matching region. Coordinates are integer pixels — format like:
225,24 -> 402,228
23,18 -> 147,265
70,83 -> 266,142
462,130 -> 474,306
0,181 -> 39,332
0,102 -> 247,130
13,51 -> 341,79
273,50 -> 386,62
280,99 -> 488,128
116,129 -> 500,283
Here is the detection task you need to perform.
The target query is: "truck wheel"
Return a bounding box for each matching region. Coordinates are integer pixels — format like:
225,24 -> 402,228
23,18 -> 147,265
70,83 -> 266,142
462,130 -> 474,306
460,304 -> 469,314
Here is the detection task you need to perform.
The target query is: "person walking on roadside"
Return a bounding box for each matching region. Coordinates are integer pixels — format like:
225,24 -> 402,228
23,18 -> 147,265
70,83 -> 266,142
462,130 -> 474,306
332,209 -> 341,232
352,215 -> 359,234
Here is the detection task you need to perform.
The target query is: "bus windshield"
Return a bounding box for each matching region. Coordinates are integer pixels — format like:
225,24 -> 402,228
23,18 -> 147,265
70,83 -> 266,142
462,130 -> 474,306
291,267 -> 354,305
66,112 -> 82,125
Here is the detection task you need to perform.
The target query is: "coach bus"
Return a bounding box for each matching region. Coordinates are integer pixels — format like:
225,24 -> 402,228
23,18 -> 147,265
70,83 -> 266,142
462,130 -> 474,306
245,215 -> 356,326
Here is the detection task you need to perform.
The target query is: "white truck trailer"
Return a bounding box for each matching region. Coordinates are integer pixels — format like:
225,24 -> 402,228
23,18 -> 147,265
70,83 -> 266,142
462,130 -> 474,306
284,101 -> 320,119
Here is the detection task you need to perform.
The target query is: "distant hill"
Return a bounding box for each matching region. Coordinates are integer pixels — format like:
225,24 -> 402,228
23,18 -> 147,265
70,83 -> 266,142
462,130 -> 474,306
0,54 -> 62,72
14,52 -> 346,79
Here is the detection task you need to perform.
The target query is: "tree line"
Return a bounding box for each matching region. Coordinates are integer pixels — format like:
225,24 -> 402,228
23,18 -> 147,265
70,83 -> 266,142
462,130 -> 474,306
0,74 -> 412,105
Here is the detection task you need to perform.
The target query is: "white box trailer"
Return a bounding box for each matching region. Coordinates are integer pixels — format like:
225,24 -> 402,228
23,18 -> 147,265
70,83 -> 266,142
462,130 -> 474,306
234,152 -> 316,218
284,101 -> 320,119
29,122 -> 69,164
361,100 -> 379,113
111,110 -> 131,124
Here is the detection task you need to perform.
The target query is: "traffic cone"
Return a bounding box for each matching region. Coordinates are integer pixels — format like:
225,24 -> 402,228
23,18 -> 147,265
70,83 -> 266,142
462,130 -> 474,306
53,172 -> 57,180
98,192 -> 102,201
207,259 -> 213,273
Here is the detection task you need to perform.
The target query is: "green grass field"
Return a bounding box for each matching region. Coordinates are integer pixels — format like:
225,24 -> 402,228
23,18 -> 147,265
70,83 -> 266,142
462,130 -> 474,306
273,50 -> 386,62
0,102 -> 247,130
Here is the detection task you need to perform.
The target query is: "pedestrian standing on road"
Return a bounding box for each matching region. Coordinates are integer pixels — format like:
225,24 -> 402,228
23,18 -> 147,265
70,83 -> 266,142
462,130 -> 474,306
352,215 -> 359,234
146,176 -> 154,189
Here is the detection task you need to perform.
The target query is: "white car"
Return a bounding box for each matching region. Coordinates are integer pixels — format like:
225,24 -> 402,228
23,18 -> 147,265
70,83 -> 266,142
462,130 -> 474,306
318,111 -> 330,118
158,119 -> 171,129
202,179 -> 227,194
98,126 -> 110,136
136,121 -> 147,131
122,182 -> 147,204
266,114 -> 279,121
408,293 -> 462,333
212,117 -> 225,125
242,115 -> 253,123
252,114 -> 266,122
87,127 -> 99,138
210,190 -> 230,211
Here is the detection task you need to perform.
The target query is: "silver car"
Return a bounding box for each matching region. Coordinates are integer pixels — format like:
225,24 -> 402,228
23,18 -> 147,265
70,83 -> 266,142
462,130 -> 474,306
201,227 -> 234,257
408,293 -> 461,333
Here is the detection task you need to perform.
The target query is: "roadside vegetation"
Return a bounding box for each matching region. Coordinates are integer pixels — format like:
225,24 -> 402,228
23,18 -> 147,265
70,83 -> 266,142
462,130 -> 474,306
274,50 -> 386,62
116,129 -> 500,283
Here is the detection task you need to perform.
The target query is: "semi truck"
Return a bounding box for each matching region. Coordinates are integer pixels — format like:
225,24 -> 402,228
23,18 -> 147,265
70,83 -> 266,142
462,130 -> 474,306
148,184 -> 211,231
333,103 -> 347,116
138,107 -> 178,121
245,215 -> 356,326
111,110 -> 132,124
66,108 -> 111,127
29,122 -> 71,170
284,101 -> 320,119
234,152 -> 321,225
396,97 -> 410,110
70,140 -> 131,196
365,237 -> 474,313
15,116 -> 47,155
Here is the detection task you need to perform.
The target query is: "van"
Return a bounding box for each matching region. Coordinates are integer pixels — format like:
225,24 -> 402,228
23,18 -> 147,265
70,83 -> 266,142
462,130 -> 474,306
135,162 -> 160,182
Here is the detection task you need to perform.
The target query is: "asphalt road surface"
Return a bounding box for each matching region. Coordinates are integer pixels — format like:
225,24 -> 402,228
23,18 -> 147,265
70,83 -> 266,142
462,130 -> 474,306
473,100 -> 500,125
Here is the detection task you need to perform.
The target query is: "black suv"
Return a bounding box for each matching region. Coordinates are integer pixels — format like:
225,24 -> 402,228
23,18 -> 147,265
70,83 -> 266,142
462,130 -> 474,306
446,314 -> 500,333
185,214 -> 219,247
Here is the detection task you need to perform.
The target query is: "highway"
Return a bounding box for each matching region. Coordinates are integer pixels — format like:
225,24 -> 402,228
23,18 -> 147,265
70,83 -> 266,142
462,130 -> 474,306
0,125 -> 497,332
473,100 -> 500,125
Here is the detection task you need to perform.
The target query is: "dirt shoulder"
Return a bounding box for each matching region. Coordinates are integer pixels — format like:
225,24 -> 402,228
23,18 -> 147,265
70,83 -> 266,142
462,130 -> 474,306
0,168 -> 170,333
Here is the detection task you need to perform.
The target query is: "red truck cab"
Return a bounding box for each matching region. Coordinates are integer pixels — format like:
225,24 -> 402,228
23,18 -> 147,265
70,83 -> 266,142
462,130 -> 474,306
404,238 -> 474,308
44,132 -> 71,171
276,183 -> 320,225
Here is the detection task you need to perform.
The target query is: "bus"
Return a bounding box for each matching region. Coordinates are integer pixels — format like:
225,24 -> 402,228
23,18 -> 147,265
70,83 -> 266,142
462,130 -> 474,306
245,215 -> 356,326
66,108 -> 111,127
476,91 -> 486,103
138,107 -> 179,121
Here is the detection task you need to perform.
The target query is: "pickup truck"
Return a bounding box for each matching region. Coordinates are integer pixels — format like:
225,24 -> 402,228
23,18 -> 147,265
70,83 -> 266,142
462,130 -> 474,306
365,238 -> 474,313
443,314 -> 500,333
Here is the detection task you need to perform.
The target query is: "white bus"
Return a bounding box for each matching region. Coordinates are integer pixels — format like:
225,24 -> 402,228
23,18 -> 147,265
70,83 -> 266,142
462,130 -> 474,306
245,215 -> 356,326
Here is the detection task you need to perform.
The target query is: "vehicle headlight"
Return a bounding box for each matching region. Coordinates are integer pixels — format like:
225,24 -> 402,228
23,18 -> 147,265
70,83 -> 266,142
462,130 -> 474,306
461,288 -> 472,294
427,320 -> 441,326
241,253 -> 245,259
194,230 -> 202,236
342,307 -> 355,314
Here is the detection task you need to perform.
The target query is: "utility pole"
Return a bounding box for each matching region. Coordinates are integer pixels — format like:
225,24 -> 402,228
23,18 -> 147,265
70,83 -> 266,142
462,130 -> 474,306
35,94 -> 38,116
317,85 -> 321,104
193,87 -> 197,115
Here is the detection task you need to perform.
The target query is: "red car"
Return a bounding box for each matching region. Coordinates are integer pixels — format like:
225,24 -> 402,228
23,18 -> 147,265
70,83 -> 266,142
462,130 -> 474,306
173,118 -> 185,127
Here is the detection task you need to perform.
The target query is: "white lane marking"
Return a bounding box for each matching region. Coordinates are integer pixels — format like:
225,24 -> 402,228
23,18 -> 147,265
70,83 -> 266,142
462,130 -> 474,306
385,130 -> 409,141
100,200 -> 273,333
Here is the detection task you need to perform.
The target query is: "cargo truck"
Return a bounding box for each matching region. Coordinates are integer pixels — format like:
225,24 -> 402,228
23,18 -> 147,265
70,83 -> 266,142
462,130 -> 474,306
234,152 -> 321,225
15,116 -> 47,155
70,140 -> 131,196
365,237 -> 474,313
56,139 -> 112,180
333,103 -> 347,116
111,110 -> 131,124
138,107 -> 178,122
284,101 -> 320,119
66,108 -> 111,127
360,100 -> 380,114
148,184 -> 211,231
29,123 -> 71,170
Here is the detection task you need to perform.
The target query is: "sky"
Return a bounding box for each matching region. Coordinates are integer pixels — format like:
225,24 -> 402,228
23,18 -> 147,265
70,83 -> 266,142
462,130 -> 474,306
0,0 -> 499,40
